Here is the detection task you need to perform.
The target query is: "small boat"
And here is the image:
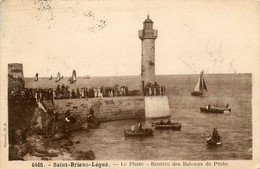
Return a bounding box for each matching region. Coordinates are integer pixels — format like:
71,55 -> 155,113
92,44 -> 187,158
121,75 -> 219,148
70,70 -> 77,84
55,72 -> 61,82
34,73 -> 39,81
124,128 -> 154,137
207,136 -> 222,146
200,106 -> 231,114
152,122 -> 182,130
191,70 -> 207,96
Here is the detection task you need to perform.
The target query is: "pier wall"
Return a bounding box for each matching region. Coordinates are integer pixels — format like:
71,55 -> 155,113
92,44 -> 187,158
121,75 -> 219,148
145,96 -> 170,118
53,97 -> 145,122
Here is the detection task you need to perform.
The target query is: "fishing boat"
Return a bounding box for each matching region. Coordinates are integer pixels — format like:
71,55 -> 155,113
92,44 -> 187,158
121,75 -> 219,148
206,129 -> 222,146
55,72 -> 61,82
200,105 -> 231,114
191,70 -> 207,96
207,136 -> 222,146
124,128 -> 154,137
70,70 -> 77,84
152,122 -> 182,130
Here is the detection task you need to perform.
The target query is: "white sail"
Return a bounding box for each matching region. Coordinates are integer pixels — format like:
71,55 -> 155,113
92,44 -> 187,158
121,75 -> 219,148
56,72 -> 61,81
72,73 -> 76,81
194,76 -> 201,92
34,73 -> 38,81
71,70 -> 77,83
193,70 -> 208,92
200,70 -> 208,91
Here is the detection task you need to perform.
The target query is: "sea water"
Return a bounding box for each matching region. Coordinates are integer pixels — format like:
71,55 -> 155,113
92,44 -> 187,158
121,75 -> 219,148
69,74 -> 252,160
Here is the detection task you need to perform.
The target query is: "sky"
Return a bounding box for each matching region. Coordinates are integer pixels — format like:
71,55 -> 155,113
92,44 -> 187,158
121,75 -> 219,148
1,0 -> 260,77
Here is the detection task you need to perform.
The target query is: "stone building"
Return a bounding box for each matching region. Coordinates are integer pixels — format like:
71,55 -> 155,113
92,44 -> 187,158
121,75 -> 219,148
8,63 -> 24,79
8,63 -> 24,91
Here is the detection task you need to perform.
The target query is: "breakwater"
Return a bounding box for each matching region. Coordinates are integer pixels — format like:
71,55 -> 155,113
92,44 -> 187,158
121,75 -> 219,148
53,96 -> 145,122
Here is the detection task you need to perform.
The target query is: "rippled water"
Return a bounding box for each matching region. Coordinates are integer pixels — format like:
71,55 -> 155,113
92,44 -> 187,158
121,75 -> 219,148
70,74 -> 252,160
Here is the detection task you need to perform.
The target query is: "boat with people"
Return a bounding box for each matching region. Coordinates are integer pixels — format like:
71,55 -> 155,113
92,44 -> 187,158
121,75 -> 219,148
124,128 -> 154,137
207,128 -> 222,146
124,123 -> 154,137
152,120 -> 182,130
200,104 -> 231,114
191,70 -> 208,96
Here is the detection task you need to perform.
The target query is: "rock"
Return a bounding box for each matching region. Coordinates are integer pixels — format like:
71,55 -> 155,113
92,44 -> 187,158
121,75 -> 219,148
75,150 -> 95,160
82,123 -> 89,131
9,145 -> 25,161
47,149 -> 60,156
88,123 -> 99,129
75,141 -> 80,144
41,157 -> 49,160
31,107 -> 47,131
14,144 -> 29,157
65,147 -> 71,152
35,146 -> 47,154
47,151 -> 58,157
30,151 -> 45,157
26,134 -> 48,157
66,140 -> 74,146
58,139 -> 73,147
53,132 -> 65,140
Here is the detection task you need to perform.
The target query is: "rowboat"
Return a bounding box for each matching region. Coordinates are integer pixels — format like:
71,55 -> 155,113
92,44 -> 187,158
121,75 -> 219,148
124,128 -> 154,137
152,122 -> 182,130
200,107 -> 231,114
207,137 -> 222,146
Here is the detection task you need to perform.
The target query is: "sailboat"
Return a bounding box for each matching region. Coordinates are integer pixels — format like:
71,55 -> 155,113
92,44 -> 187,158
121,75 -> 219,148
34,73 -> 39,81
70,70 -> 77,84
191,70 -> 207,96
55,72 -> 61,82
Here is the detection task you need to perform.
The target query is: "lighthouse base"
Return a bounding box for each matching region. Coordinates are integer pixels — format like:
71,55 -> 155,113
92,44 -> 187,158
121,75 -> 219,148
144,96 -> 171,118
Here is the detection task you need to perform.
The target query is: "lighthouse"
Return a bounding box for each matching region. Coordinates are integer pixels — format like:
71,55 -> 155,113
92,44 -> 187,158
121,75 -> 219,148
139,15 -> 170,118
138,15 -> 158,94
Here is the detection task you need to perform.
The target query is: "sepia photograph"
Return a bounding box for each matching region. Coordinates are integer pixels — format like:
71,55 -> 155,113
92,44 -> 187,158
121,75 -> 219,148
1,0 -> 260,168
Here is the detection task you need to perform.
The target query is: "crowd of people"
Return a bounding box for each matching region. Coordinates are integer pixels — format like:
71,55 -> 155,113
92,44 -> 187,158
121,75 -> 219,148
53,84 -> 129,99
8,82 -> 167,102
8,88 -> 40,102
8,85 -> 131,101
144,82 -> 166,96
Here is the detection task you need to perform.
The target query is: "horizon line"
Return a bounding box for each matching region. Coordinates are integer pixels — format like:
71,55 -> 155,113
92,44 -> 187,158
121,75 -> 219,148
23,72 -> 252,78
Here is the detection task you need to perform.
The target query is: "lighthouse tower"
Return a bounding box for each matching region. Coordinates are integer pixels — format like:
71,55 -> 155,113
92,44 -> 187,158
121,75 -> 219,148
138,15 -> 158,93
138,15 -> 170,118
